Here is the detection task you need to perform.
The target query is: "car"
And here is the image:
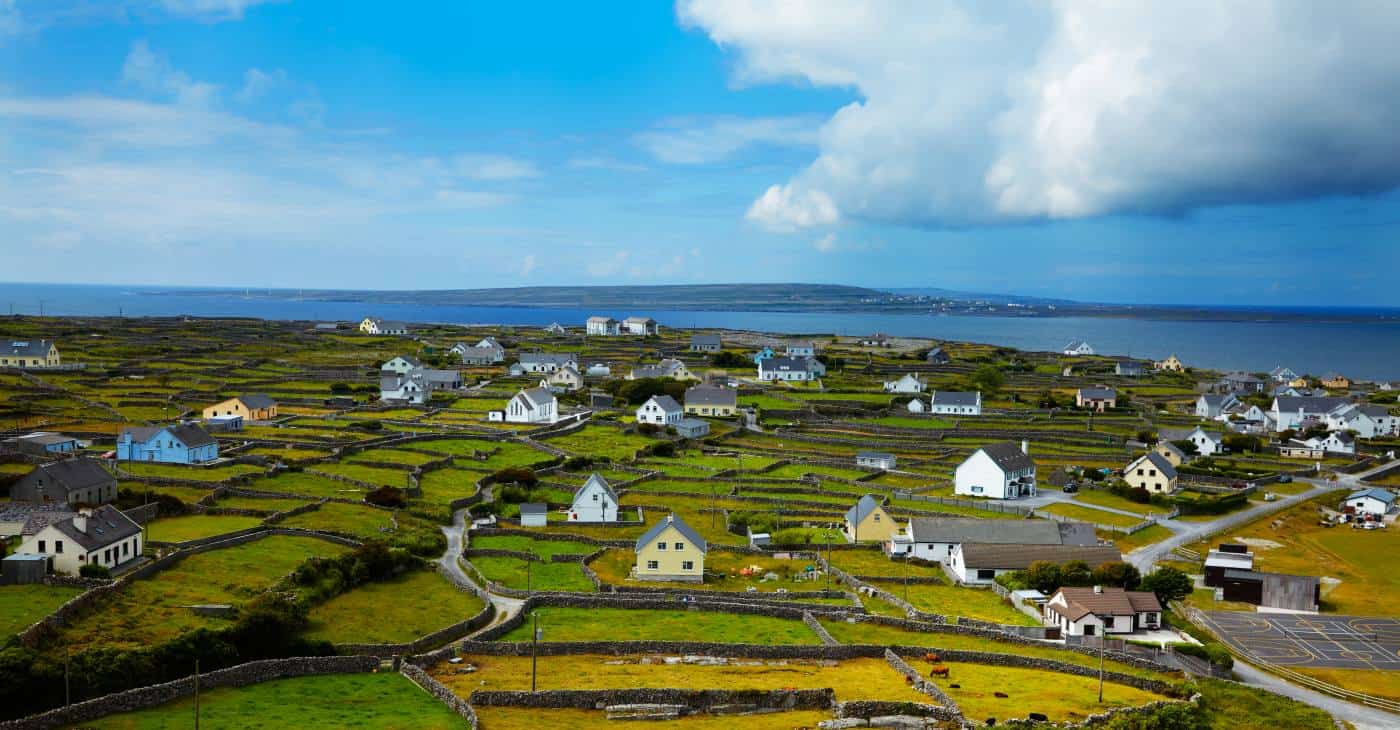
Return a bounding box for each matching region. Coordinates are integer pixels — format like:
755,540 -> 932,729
1277,474 -> 1293,483
1062,483 -> 1079,493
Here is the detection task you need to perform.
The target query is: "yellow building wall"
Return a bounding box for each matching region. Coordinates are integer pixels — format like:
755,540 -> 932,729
635,524 -> 705,579
848,507 -> 898,543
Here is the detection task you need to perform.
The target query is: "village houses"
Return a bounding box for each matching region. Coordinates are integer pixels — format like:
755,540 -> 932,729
689,334 -> 722,353
855,451 -> 897,470
1344,488 -> 1395,519
117,424 -> 218,464
757,356 -> 825,382
684,385 -> 737,417
926,391 -> 981,415
516,352 -> 579,374
622,316 -> 660,336
10,458 -> 117,506
951,544 -> 1122,585
1044,586 -> 1163,637
883,373 -> 925,393
888,517 -> 1096,563
1076,387 -> 1117,412
844,494 -> 897,544
1063,340 -> 1095,356
628,358 -> 698,381
380,370 -> 434,404
359,317 -> 409,336
1154,354 -> 1184,372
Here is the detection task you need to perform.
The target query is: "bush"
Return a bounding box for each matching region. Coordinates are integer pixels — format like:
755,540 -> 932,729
637,423 -> 661,435
492,467 -> 538,486
350,420 -> 383,432
1141,566 -> 1193,603
1172,641 -> 1235,670
646,441 -> 677,458
365,485 -> 405,508
79,564 -> 111,579
562,456 -> 597,471
329,382 -> 352,394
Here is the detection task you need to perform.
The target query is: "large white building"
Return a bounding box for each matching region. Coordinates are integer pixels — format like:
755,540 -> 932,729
496,387 -> 558,424
586,316 -> 620,336
954,441 -> 1036,499
1271,395 -> 1350,433
928,391 -> 982,416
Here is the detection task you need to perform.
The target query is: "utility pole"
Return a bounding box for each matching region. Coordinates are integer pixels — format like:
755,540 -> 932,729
194,659 -> 201,729
64,649 -> 70,707
526,559 -> 532,592
1097,636 -> 1105,703
530,612 -> 540,692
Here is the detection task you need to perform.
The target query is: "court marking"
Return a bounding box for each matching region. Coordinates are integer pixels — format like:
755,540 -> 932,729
1200,611 -> 1400,669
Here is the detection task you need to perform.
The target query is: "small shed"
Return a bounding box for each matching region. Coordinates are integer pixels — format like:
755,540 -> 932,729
1,553 -> 49,585
676,418 -> 711,439
518,503 -> 548,527
205,415 -> 244,432
856,451 -> 897,470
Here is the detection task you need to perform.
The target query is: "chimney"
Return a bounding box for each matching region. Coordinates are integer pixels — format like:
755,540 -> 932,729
666,514 -> 674,524
1093,585 -> 1102,594
72,514 -> 87,534
1021,440 -> 1029,455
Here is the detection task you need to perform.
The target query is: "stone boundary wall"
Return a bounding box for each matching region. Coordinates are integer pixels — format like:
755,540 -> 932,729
398,662 -> 478,728
884,648 -> 961,718
467,687 -> 834,712
120,503 -> 160,525
337,601 -> 496,657
0,656 -> 380,730
835,700 -> 956,721
803,611 -> 839,646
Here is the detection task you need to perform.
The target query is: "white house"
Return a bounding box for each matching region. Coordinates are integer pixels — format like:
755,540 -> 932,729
1271,395 -> 1351,432
1186,426 -> 1224,456
757,356 -> 825,382
1269,366 -> 1299,383
519,503 -> 548,527
906,398 -> 927,413
586,316 -> 620,336
1044,587 -> 1163,637
636,395 -> 683,426
949,543 -> 1121,585
381,355 -> 423,375
1306,431 -> 1355,455
1344,488 -> 1395,518
622,316 -> 659,336
955,441 -> 1036,499
785,342 -> 816,357
1063,340 -> 1095,356
359,317 -> 409,336
568,474 -> 619,523
17,505 -> 142,575
1326,404 -> 1398,439
628,359 -> 697,381
452,337 -> 505,364
517,352 -> 578,374
544,322 -> 567,335
928,391 -> 981,415
887,517 -> 1096,563
547,365 -> 584,392
380,371 -> 434,404
1196,393 -> 1240,420
883,373 -> 926,393
855,451 -> 897,470
500,387 -> 558,424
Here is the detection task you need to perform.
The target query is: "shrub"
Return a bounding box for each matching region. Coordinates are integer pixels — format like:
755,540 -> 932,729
637,423 -> 661,435
492,467 -> 538,486
329,382 -> 352,394
647,441 -> 678,458
78,563 -> 111,579
1141,566 -> 1193,603
350,420 -> 383,432
562,456 -> 596,471
365,485 -> 405,508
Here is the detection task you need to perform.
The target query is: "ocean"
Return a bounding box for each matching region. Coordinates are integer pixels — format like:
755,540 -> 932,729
3,282 -> 1398,381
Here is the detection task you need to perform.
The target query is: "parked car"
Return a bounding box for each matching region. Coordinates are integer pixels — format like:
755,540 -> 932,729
1062,483 -> 1079,493
1277,474 -> 1293,483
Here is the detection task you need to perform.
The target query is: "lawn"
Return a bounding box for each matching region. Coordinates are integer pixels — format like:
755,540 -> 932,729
1039,503 -> 1144,528
346,448 -> 441,467
853,416 -> 955,429
146,514 -> 264,543
434,653 -> 929,704
1194,677 -> 1337,730
0,584 -> 84,638
544,426 -> 654,461
590,548 -> 827,593
414,467 -> 486,506
497,607 -> 822,645
281,502 -> 394,539
305,568 -> 485,645
313,462 -> 414,486
826,549 -> 949,579
1071,488 -> 1165,516
212,496 -> 311,513
244,446 -> 331,462
929,662 -> 1168,724
86,671 -> 463,729
468,555 -> 596,592
867,580 -> 1039,626
472,708 -> 832,730
251,471 -> 366,498
54,535 -> 349,653
468,535 -> 598,558
119,462 -> 265,482
1110,523 -> 1173,553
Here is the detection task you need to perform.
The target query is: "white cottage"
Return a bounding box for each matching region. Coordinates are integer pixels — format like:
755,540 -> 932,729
954,441 -> 1036,499
1044,587 -> 1163,637
568,474 -> 619,523
636,395 -> 683,426
883,373 -> 926,394
17,505 -> 142,576
1344,488 -> 1395,518
499,387 -> 558,424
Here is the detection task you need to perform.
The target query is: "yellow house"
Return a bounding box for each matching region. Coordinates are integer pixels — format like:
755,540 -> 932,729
1154,354 -> 1184,372
1321,373 -> 1351,389
844,494 -> 898,544
634,514 -> 707,582
1288,376 -> 1309,388
202,394 -> 278,421
1153,441 -> 1186,467
683,385 -> 737,417
1124,452 -> 1179,494
2,339 -> 61,369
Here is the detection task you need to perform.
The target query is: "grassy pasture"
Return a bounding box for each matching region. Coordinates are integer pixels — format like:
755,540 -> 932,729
305,568 -> 485,645
498,607 -> 821,645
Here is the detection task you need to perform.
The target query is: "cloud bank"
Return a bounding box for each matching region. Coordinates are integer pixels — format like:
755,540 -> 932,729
679,0 -> 1400,229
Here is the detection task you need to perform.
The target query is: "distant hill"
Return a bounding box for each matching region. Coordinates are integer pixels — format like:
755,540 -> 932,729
248,283 -> 890,311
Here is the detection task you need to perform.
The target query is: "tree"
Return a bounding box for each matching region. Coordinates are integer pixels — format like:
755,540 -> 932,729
1023,561 -> 1063,594
1090,561 -> 1142,590
709,351 -> 750,368
1140,566 -> 1193,604
1135,430 -> 1159,445
1037,390 -> 1059,408
970,364 -> 1004,397
1171,439 -> 1198,456
1059,560 -> 1093,587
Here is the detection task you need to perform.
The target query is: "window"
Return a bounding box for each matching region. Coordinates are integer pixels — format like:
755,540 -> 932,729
674,542 -> 684,551
682,561 -> 694,571
657,542 -> 667,551
976,569 -> 995,580
38,540 -> 45,552
55,540 -> 63,554
971,486 -> 983,494
1083,625 -> 1097,636
646,560 -> 659,570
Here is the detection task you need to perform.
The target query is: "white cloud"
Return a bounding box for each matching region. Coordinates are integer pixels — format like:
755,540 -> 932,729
568,156 -> 648,173
237,68 -> 286,102
634,115 -> 820,164
520,254 -> 536,276
122,40 -> 219,107
1,0 -> 23,36
586,250 -> 630,278
158,0 -> 279,21
454,154 -> 540,180
813,232 -> 836,253
680,1 -> 1400,228
745,183 -> 838,231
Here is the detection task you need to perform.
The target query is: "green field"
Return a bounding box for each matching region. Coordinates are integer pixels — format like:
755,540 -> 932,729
498,607 -> 822,645
469,555 -> 596,592
146,514 -> 264,543
0,584 -> 84,638
868,579 -> 1039,626
305,569 -> 485,644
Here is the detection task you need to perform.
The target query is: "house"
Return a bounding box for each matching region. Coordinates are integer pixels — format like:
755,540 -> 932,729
202,394 -> 278,423
1218,372 -> 1266,394
381,355 -> 423,375
856,451 -> 897,470
689,334 -> 723,353
519,503 -> 548,527
568,474 -> 619,523
499,387 -> 558,424
883,373 -> 926,394
1196,393 -> 1240,420
1076,387 -> 1117,413
454,338 -> 506,365
1123,452 -> 1179,494
9,432 -> 79,457
676,418 -> 711,439
844,494 -> 897,543
359,317 -> 409,335
1154,354 -> 1184,372
636,395 -> 683,426
1271,396 -> 1351,432
751,347 -> 776,365
1,339 -> 61,368
1063,340 -> 1095,356
955,441 -> 1036,499
786,342 -> 817,358
10,458 -> 117,505
858,333 -> 891,347
17,505 -> 143,575
1186,426 -> 1224,456
950,543 -> 1122,585
586,316 -> 621,336
517,352 -> 579,374
928,391 -> 982,416
1326,403 -> 1398,439
1321,373 -> 1352,389
887,517 -> 1096,562
757,356 -> 825,382
1044,587 -> 1163,637
544,322 -> 567,335
547,365 -> 584,392
906,398 -> 927,413
1269,366 -> 1299,383
1344,488 -> 1395,518
1154,441 -> 1188,467
1115,360 -> 1144,377
1203,545 -> 1255,586
423,369 -> 463,390
634,514 -> 706,582
925,347 -> 950,365
380,371 -> 434,404
684,385 -> 737,417
1278,440 -> 1325,459
1271,384 -> 1306,398
117,424 -> 218,464
1307,431 -> 1355,455
629,359 -> 698,381
623,316 -> 659,336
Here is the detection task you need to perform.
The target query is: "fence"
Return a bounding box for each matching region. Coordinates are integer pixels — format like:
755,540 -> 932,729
890,490 -> 1036,517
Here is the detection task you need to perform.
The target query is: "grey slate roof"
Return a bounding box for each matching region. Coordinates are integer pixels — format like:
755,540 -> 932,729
844,494 -> 882,524
690,334 -> 722,347
18,432 -> 77,447
23,458 -> 114,492
518,503 -> 547,516
684,385 -> 736,407
1274,396 -> 1350,413
959,543 -> 1121,571
857,451 -> 895,460
236,393 -> 277,409
645,395 -> 682,413
907,517 -> 1065,545
759,356 -> 817,371
1079,387 -> 1117,400
519,387 -> 555,409
50,505 -> 140,552
169,424 -> 216,448
1131,451 -> 1178,480
519,352 -> 577,365
930,391 -> 979,407
1347,488 -> 1395,504
4,339 -> 53,357
635,513 -> 708,553
977,442 -> 1035,472
576,473 -> 619,503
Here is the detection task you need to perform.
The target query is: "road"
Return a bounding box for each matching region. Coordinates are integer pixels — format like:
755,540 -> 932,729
440,503 -> 526,630
1232,660 -> 1398,730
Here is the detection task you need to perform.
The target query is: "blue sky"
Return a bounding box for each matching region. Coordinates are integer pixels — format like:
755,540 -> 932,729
3,1 -> 1400,306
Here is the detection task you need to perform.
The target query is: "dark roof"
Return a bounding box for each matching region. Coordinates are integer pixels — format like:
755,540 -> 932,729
845,494 -> 883,524
759,356 -> 818,371
690,334 -> 722,346
1079,387 -> 1117,400
5,339 -> 54,357
1348,488 -> 1396,504
518,387 -> 555,409
857,451 -> 895,461
518,503 -> 547,516
50,505 -> 140,552
1274,395 -> 1350,413
907,517 -> 1064,545
959,543 -> 1121,570
930,391 -> 979,407
170,424 -> 216,448
519,352 -> 577,365
18,432 -> 77,446
1130,451 -> 1178,480
977,442 -> 1035,472
685,385 -> 737,407
28,457 -> 115,492
645,395 -> 682,412
635,513 -> 707,553
1053,587 -> 1162,620
236,393 -> 277,409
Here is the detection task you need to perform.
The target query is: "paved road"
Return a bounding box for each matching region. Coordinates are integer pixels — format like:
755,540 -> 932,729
440,502 -> 527,630
1232,659 -> 1398,730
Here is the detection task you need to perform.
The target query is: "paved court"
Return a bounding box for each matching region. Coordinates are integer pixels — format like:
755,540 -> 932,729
1201,611 -> 1400,669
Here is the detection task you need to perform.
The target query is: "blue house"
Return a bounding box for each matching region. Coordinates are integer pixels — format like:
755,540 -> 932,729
751,347 -> 776,365
117,424 -> 219,464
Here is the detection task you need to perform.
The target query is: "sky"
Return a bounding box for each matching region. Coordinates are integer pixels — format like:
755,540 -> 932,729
3,1 -> 1400,306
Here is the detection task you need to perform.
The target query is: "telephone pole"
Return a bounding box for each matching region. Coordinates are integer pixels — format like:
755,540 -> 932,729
530,612 -> 540,692
194,659 -> 202,729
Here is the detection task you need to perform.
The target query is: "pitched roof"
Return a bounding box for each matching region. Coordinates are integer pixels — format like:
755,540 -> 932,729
1079,387 -> 1117,400
574,473 -> 619,505
1052,587 -> 1162,620
1128,451 -> 1178,480
236,393 -> 277,409
690,334 -> 722,346
25,457 -> 114,492
518,387 -> 556,409
930,391 -> 979,407
644,395 -> 682,413
1064,340 -> 1089,350
759,356 -> 818,371
519,352 -> 577,365
975,442 -> 1035,472
685,385 -> 736,407
1348,488 -> 1396,504
49,505 -> 140,552
170,423 -> 217,448
635,513 -> 707,553
844,494 -> 883,524
518,503 -> 547,516
857,450 -> 895,460
624,316 -> 656,325
4,339 -> 54,357
587,316 -> 617,323
958,543 -> 1121,571
1274,395 -> 1350,413
906,517 -> 1066,545
17,432 -> 77,446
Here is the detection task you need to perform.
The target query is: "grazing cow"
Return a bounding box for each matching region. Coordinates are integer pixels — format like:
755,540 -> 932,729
928,665 -> 950,678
